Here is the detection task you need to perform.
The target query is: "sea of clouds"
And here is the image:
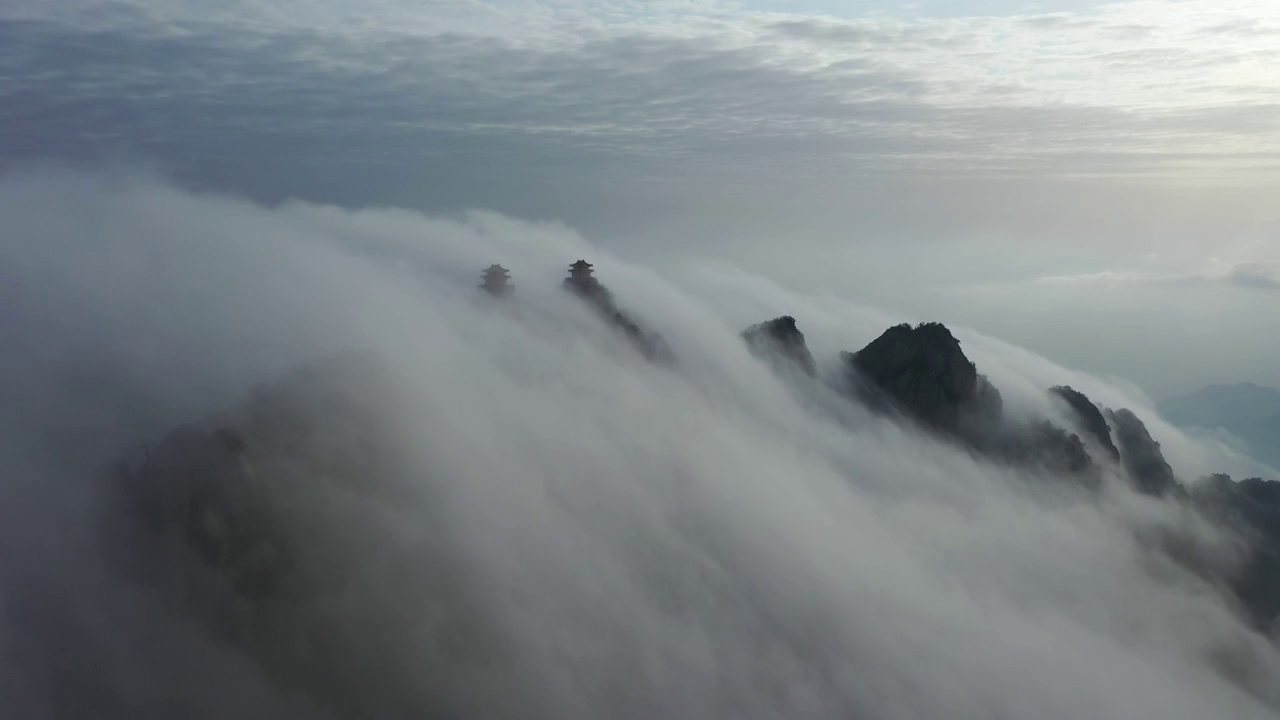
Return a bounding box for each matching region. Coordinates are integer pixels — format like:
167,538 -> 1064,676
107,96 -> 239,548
2,167 -> 1278,719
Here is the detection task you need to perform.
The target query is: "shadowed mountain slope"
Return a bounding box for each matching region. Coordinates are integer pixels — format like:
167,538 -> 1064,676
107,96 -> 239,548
1051,386 -> 1121,463
742,316 -> 816,377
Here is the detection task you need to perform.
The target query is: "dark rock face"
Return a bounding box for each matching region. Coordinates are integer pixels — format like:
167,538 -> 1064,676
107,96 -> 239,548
104,354 -> 517,718
845,323 -> 1002,435
1050,386 -> 1120,463
742,316 -> 816,377
1189,475 -> 1280,631
841,323 -> 1105,486
610,310 -> 674,364
563,268 -> 672,363
562,267 -> 612,305
1017,421 -> 1099,482
1108,408 -> 1178,496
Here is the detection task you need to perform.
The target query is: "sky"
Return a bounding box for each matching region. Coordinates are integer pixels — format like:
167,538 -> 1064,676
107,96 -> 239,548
1,0 -> 1278,395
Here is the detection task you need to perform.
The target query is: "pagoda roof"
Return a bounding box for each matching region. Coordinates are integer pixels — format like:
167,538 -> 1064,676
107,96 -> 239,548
569,259 -> 594,270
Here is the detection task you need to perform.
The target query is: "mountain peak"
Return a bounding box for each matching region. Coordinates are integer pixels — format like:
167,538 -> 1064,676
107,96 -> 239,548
742,316 -> 816,377
1050,386 -> 1121,463
1108,408 -> 1178,496
845,322 -> 1002,434
559,260 -> 673,363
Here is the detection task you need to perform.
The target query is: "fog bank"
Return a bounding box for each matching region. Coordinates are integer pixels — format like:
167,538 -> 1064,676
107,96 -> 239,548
2,168 -> 1278,718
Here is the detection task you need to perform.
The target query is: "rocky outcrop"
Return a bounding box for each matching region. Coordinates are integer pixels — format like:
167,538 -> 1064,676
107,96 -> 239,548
1108,408 -> 1178,496
1050,386 -> 1120,463
104,353 -> 513,718
839,323 -> 1109,486
610,310 -> 674,364
1189,474 -> 1280,631
844,322 -> 1002,435
1013,421 -> 1098,481
562,261 -> 672,363
742,316 -> 816,377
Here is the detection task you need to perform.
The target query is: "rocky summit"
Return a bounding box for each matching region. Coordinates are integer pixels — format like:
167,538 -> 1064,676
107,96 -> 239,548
1051,386 -> 1122,463
741,316 -> 817,377
1108,408 -> 1178,497
104,353 -> 518,718
1190,474 -> 1280,631
843,322 -> 1003,435
560,260 -> 672,363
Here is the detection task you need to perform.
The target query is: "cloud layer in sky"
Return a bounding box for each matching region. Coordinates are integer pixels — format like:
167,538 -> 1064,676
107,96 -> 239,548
5,0 -> 1279,177
1039,259 -> 1280,290
1,0 -> 1276,393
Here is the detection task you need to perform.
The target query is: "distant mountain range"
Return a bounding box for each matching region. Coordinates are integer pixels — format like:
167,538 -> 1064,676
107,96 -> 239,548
1159,383 -> 1280,470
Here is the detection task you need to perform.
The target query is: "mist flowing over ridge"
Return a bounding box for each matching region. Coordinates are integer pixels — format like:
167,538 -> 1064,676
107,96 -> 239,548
4,167 -> 1280,718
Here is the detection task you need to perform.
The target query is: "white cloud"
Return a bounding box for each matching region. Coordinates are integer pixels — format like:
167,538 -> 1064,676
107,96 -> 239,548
2,168 -> 1279,716
1038,259 -> 1280,291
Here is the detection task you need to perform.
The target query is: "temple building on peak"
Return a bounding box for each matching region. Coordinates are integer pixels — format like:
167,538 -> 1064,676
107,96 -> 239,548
480,263 -> 512,297
564,258 -> 612,302
563,259 -> 598,291
559,258 -> 672,363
